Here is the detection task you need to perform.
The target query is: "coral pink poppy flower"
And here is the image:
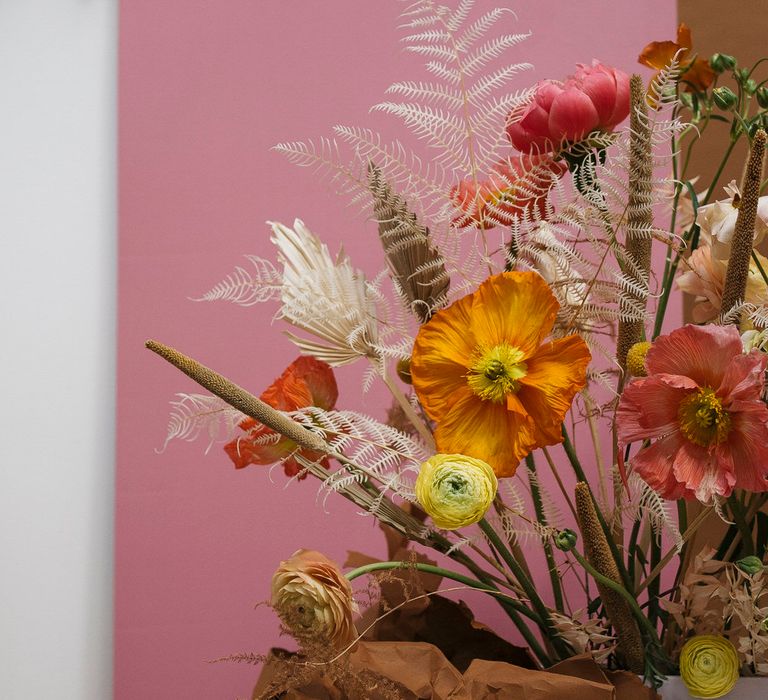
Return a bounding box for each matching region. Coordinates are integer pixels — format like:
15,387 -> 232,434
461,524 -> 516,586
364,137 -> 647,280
507,61 -> 630,155
224,356 -> 338,478
617,324 -> 768,502
450,154 -> 566,228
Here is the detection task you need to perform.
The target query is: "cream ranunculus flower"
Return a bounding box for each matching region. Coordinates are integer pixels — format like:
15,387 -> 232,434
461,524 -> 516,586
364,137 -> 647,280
679,635 -> 740,699
271,549 -> 358,649
415,453 -> 498,530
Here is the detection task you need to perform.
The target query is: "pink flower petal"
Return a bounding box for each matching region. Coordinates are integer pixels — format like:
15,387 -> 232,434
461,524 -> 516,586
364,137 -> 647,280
632,432 -> 691,500
574,66 -> 617,125
548,87 -> 600,142
672,441 -> 736,501
717,351 -> 767,403
645,324 -> 743,390
617,376 -> 690,443
728,404 -> 768,492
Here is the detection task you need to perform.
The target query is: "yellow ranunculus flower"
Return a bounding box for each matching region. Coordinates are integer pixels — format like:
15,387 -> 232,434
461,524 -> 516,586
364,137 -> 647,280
679,635 -> 740,699
415,453 -> 497,530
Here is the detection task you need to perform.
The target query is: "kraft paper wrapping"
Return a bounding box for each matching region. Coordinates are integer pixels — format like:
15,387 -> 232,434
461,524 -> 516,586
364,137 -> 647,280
252,643 -> 659,699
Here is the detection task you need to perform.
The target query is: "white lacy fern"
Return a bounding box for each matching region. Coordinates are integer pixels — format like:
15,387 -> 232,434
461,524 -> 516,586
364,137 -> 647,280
193,256 -> 282,306
158,393 -> 246,454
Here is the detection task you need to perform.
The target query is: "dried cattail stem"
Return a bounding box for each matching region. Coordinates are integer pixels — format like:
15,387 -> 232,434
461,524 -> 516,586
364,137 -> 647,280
617,75 -> 653,373
575,482 -> 645,673
145,339 -> 432,545
721,129 -> 767,321
145,339 -> 328,454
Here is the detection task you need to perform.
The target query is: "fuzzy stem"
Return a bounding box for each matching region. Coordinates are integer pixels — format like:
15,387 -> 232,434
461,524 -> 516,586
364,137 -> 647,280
721,129 -> 767,320
617,75 -> 653,373
574,483 -> 645,673
561,427 -> 633,592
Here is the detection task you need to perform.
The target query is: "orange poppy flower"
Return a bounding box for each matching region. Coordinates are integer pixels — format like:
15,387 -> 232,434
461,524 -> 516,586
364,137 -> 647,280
410,271 -> 591,477
224,356 -> 338,478
639,23 -> 715,93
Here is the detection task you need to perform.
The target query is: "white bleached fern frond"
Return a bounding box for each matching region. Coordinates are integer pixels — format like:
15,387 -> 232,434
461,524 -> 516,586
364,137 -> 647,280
158,393 -> 246,454
271,219 -> 381,366
625,472 -> 683,552
292,406 -> 428,502
193,256 -> 281,306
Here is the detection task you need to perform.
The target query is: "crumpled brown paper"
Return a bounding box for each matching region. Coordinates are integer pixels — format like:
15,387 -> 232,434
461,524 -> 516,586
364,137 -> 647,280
252,643 -> 660,700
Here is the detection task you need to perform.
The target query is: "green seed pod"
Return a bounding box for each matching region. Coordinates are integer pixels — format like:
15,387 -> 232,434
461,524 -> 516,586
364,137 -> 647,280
757,87 -> 768,109
713,86 -> 738,110
554,528 -> 578,552
709,53 -> 737,73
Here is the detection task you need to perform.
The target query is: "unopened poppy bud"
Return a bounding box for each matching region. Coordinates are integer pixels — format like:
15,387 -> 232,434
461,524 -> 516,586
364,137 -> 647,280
745,79 -> 758,96
709,53 -> 736,73
554,528 -> 578,552
735,555 -> 765,575
396,357 -> 412,384
713,86 -> 738,110
757,87 -> 768,109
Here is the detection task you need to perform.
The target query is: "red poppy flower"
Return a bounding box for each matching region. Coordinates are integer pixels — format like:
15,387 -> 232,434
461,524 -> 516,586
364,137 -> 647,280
224,356 -> 338,478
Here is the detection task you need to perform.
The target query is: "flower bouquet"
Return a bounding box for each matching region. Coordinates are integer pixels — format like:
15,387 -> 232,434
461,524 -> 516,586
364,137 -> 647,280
147,2 -> 768,698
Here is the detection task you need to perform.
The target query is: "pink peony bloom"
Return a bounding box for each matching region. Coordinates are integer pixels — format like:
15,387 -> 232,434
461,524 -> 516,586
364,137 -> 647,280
617,324 -> 768,502
450,154 -> 566,228
507,61 -> 630,154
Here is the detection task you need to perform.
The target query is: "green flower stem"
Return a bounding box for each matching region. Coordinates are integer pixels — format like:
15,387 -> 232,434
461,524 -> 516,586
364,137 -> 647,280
525,453 -> 565,612
478,519 -> 571,660
345,560 -> 551,666
560,426 -> 634,593
627,518 -> 643,586
570,548 -> 664,652
648,533 -> 662,626
728,494 -> 755,556
653,135 -> 739,339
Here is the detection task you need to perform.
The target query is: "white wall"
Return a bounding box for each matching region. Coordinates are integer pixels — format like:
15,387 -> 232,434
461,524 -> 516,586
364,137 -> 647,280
0,1 -> 117,698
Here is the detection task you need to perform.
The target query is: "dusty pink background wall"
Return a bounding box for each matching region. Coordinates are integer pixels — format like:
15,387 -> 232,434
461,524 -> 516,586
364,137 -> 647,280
117,1 -> 676,697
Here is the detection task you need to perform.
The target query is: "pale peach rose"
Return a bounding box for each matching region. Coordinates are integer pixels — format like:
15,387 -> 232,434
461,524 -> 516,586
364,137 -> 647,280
677,244 -> 768,322
699,180 -> 768,259
271,549 -> 358,649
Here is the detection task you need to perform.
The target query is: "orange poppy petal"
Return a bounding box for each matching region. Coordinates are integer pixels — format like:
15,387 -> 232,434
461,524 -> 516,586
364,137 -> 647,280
638,41 -> 683,71
433,389 -> 537,477
261,356 -> 338,411
681,58 -> 716,93
471,271 -> 558,357
518,334 -> 591,445
676,23 -> 692,50
411,292 -> 477,420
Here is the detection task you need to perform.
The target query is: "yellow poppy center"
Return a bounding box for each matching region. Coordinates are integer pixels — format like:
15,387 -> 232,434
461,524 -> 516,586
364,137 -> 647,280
467,343 -> 527,403
677,387 -> 731,447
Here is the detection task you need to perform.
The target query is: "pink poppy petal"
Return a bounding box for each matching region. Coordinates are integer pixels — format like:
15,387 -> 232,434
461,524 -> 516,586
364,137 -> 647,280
717,351 -> 768,404
631,432 -> 691,500
672,440 -> 736,501
617,376 -> 689,443
728,405 -> 768,492
645,324 -> 743,390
